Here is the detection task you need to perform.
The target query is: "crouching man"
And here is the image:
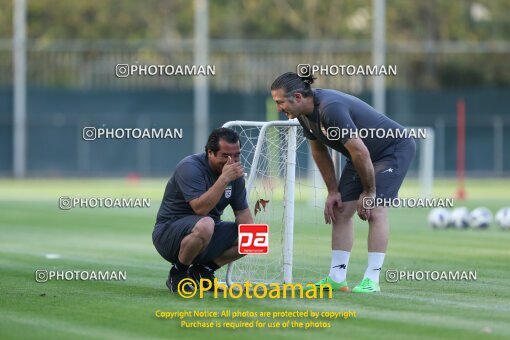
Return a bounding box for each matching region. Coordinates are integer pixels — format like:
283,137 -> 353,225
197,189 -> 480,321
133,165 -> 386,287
152,128 -> 253,292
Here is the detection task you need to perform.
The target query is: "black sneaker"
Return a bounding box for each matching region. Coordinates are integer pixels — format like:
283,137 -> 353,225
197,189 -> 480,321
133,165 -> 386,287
189,264 -> 217,291
166,265 -> 196,293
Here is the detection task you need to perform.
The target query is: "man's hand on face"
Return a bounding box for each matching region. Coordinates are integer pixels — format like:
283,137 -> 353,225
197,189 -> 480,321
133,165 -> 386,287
220,156 -> 244,183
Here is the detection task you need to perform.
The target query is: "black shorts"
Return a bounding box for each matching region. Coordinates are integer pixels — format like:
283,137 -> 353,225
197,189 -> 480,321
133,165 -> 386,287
339,138 -> 416,202
152,215 -> 238,264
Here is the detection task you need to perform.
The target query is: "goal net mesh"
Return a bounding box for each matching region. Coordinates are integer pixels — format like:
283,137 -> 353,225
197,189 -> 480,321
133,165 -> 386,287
219,121 -> 329,285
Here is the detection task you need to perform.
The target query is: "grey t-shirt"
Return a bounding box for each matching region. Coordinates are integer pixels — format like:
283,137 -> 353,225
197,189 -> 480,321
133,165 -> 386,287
156,153 -> 248,225
298,89 -> 407,161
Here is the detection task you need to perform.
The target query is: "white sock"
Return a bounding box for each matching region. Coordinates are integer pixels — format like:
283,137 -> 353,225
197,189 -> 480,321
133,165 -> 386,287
328,250 -> 350,282
364,252 -> 385,283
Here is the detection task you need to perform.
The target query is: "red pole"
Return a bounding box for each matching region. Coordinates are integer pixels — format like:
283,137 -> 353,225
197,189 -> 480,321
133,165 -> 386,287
456,99 -> 466,200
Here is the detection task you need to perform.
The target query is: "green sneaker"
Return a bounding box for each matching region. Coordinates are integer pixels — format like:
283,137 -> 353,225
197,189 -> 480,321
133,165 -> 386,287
352,278 -> 381,293
306,276 -> 349,292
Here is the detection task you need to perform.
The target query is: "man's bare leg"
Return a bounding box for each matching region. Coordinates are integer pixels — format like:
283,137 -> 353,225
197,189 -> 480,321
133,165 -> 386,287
326,201 -> 357,284
332,201 -> 357,251
352,206 -> 389,292
178,217 -> 215,265
367,207 -> 389,253
214,245 -> 245,267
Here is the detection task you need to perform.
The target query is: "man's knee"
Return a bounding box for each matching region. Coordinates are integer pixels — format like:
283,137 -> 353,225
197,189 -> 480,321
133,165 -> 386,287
368,207 -> 388,223
335,202 -> 357,221
191,216 -> 215,242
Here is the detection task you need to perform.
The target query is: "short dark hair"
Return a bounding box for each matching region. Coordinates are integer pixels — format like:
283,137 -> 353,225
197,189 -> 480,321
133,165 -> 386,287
205,127 -> 240,154
270,72 -> 316,97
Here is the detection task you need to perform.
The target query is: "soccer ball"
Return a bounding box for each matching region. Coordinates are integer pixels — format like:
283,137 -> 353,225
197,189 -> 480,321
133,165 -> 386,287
449,207 -> 470,229
469,207 -> 492,229
428,208 -> 451,229
495,207 -> 510,229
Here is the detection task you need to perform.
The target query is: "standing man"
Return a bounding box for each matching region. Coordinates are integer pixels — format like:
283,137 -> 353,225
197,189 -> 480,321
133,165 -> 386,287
270,72 -> 415,293
153,128 -> 253,292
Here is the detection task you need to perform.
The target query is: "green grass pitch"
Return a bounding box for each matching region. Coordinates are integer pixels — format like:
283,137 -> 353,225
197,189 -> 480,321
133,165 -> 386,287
0,178 -> 509,339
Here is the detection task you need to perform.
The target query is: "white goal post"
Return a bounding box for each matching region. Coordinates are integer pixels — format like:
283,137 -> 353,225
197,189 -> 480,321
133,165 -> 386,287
223,120 -> 300,285
221,120 -> 434,285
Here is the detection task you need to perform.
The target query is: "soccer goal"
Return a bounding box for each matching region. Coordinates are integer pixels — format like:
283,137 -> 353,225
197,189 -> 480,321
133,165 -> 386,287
221,120 -> 435,285
221,120 -> 301,285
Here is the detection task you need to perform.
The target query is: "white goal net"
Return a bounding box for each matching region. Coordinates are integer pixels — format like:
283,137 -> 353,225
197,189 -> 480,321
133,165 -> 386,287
220,120 -> 328,285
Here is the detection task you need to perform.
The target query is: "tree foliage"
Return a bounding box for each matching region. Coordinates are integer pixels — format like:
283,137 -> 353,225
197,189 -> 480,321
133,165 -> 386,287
0,0 -> 508,41
1,0 -> 508,88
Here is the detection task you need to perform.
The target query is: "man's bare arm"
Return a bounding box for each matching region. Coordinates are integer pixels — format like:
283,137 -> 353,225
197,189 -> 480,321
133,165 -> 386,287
309,139 -> 343,223
344,138 -> 375,194
309,139 -> 338,194
234,208 -> 253,225
344,137 -> 375,220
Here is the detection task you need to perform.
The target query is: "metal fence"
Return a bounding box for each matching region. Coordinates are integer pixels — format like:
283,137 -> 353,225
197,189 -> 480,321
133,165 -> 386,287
0,39 -> 509,177
1,39 -> 509,92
